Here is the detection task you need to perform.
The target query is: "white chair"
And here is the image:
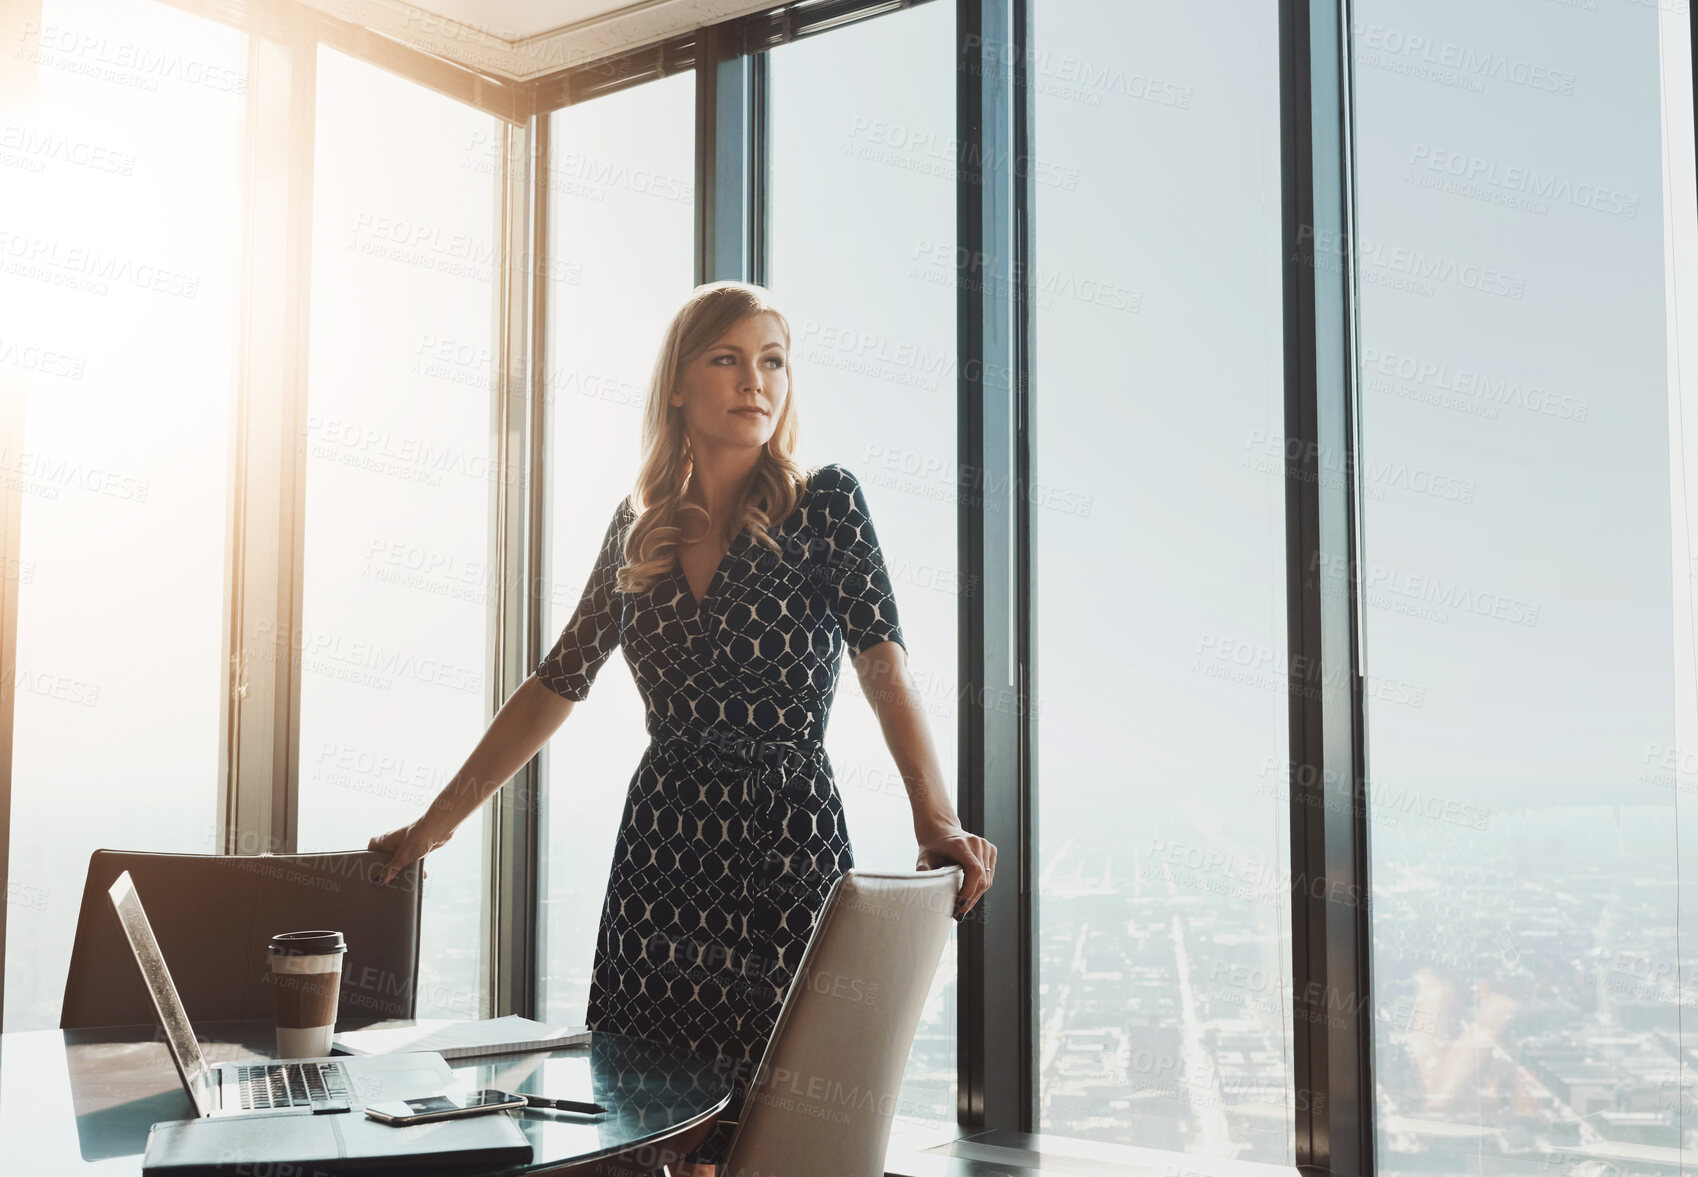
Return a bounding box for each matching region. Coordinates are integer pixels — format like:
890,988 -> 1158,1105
719,866 -> 965,1177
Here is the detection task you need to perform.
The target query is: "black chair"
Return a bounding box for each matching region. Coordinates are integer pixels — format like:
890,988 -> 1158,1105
60,848 -> 423,1030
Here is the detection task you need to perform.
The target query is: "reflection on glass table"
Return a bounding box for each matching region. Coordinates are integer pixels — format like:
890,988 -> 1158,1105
1,1018 -> 732,1174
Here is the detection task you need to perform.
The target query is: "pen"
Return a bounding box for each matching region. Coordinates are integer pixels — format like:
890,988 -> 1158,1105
520,1094 -> 607,1115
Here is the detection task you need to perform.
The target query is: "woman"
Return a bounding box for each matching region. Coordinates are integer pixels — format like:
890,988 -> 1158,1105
368,280 -> 996,1175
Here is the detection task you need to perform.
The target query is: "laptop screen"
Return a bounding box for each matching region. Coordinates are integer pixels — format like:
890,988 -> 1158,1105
106,870 -> 216,1117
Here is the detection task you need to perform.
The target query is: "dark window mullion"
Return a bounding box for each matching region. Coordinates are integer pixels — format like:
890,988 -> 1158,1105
695,22 -> 760,285
1280,0 -> 1374,1172
957,0 -> 1034,1136
1012,0 -> 1039,1134
488,115 -> 542,1021
748,50 -> 770,288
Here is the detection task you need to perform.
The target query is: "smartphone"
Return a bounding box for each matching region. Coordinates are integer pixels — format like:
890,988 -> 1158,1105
364,1088 -> 526,1126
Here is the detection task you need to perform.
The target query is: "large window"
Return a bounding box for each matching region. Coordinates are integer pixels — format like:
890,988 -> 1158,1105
1354,2 -> 1686,1173
2,0 -> 244,1031
536,73 -> 696,1025
1033,0 -> 1293,1161
769,0 -> 961,1143
295,46 -> 500,1022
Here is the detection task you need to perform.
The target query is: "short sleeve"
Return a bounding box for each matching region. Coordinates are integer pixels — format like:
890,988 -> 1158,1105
820,464 -> 907,658
535,499 -> 630,701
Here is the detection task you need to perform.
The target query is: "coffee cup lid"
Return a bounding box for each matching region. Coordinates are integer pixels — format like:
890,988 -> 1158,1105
267,930 -> 346,955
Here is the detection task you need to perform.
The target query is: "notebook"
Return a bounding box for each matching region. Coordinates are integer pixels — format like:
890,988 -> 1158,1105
143,1108 -> 533,1174
103,869 -> 532,1174
332,1015 -> 591,1061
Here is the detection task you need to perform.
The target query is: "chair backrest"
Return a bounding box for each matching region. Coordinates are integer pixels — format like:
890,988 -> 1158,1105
722,866 -> 963,1177
61,848 -> 423,1030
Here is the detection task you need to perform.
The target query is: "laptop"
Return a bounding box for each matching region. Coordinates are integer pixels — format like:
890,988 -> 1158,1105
106,870 -> 534,1172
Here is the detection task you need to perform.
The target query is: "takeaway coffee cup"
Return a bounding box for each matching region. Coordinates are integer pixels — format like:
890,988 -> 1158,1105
266,930 -> 346,1058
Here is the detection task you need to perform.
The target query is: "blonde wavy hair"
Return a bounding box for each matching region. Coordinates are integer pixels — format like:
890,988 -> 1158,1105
615,281 -> 809,596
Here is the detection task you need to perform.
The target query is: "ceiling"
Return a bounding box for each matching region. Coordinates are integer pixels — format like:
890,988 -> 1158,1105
302,0 -> 781,81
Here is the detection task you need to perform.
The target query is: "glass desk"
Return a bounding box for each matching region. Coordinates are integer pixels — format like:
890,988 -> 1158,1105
0,1018 -> 734,1174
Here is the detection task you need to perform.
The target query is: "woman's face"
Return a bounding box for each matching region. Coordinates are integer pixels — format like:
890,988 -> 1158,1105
671,311 -> 789,455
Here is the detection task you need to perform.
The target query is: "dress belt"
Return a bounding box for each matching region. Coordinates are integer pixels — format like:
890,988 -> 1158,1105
645,715 -> 825,819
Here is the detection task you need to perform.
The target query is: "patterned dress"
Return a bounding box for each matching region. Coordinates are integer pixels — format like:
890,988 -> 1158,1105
534,462 -> 906,1164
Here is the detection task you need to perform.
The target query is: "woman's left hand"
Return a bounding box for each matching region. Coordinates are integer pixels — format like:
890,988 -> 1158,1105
916,824 -> 997,921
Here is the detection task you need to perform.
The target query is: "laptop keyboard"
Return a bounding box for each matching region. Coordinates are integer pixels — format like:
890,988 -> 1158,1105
234,1062 -> 352,1114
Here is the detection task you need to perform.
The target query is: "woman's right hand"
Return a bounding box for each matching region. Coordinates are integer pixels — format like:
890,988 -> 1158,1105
368,814 -> 456,887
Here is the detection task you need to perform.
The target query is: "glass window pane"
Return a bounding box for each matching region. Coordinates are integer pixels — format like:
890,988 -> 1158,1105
2,0 -> 244,1031
296,45 -> 501,1023
1355,4 -> 1691,1174
769,2 -> 960,1145
537,74 -> 696,1024
1034,1 -> 1292,1162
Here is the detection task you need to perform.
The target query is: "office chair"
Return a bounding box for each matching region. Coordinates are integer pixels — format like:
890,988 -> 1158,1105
719,865 -> 965,1177
60,848 -> 423,1030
